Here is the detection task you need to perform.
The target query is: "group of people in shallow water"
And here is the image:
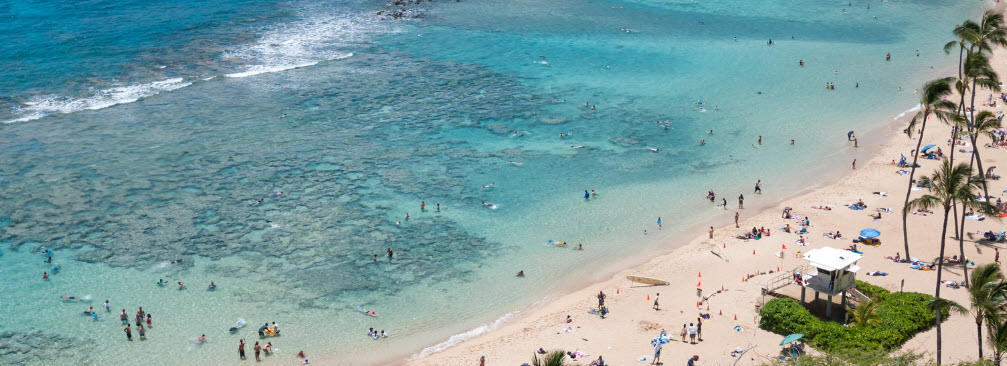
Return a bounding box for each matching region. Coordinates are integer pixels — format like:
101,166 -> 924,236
119,306 -> 152,340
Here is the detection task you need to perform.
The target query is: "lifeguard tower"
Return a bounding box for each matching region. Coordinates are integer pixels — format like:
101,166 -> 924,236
764,247 -> 864,317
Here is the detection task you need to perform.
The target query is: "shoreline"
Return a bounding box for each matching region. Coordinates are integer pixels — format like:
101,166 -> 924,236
400,5 -> 1005,366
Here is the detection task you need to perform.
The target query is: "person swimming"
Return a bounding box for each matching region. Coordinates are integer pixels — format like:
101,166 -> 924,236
157,279 -> 164,286
646,146 -> 659,152
482,182 -> 497,189
208,282 -> 216,290
517,270 -> 525,277
178,282 -> 186,289
196,334 -> 206,344
508,161 -> 524,166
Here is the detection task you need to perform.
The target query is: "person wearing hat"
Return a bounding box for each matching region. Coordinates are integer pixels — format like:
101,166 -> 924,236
687,355 -> 699,366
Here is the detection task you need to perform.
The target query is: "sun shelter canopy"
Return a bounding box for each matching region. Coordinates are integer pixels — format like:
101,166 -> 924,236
803,247 -> 863,272
860,228 -> 880,238
781,333 -> 804,345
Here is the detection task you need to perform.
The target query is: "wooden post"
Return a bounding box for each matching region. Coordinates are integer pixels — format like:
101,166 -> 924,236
826,294 -> 833,317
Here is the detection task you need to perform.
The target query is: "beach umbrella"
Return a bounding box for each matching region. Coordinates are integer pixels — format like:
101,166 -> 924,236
780,333 -> 804,345
922,144 -> 937,152
860,228 -> 881,238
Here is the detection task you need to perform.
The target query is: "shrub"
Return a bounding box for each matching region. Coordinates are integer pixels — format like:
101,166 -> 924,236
854,280 -> 889,300
759,286 -> 946,353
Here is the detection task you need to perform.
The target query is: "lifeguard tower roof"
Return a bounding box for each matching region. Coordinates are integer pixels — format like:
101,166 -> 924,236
802,247 -> 863,272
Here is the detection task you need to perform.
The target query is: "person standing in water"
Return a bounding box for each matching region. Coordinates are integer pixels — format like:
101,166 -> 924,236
738,194 -> 745,209
239,339 -> 246,360
754,180 -> 761,193
584,190 -> 590,199
657,217 -> 662,230
124,325 -> 132,341
254,341 -> 262,361
735,212 -> 740,228
387,248 -> 393,261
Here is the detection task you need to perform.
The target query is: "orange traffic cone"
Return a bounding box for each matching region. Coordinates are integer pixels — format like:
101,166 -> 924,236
706,304 -> 710,311
719,309 -> 723,315
721,285 -> 725,291
696,301 -> 700,308
777,266 -> 781,272
647,294 -> 650,301
752,249 -> 756,255
697,281 -> 701,287
734,314 -> 738,321
698,272 -> 702,278
723,243 -> 726,249
782,243 -> 787,250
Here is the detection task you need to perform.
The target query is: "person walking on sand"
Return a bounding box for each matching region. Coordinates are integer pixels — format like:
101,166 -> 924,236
735,212 -> 740,228
688,323 -> 697,343
708,226 -> 714,239
738,194 -> 744,209
653,293 -> 660,310
255,341 -> 262,361
754,180 -> 761,193
697,317 -> 703,341
997,248 -> 1001,265
688,355 -> 699,366
239,339 -> 246,360
852,159 -> 856,169
480,355 -> 486,366
598,291 -> 606,307
651,338 -> 663,365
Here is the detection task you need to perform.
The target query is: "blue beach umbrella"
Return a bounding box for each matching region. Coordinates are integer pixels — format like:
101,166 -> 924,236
922,144 -> 937,152
780,333 -> 804,345
860,228 -> 881,238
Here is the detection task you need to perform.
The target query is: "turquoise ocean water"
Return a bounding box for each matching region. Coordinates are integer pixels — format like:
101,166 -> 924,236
0,0 -> 987,364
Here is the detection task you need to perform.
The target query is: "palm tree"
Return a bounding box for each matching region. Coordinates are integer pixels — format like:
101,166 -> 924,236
532,350 -> 567,366
902,78 -> 957,261
968,263 -> 1007,359
963,53 -> 1002,198
956,111 -> 1003,287
988,315 -> 1007,365
927,297 -> 970,365
846,297 -> 883,327
904,161 -> 982,364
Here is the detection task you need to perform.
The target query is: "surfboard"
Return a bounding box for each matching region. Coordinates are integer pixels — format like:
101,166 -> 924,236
626,275 -> 669,286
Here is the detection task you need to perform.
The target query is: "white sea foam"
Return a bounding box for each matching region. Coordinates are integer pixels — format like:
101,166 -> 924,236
221,10 -> 389,78
409,309 -> 520,360
894,103 -> 922,120
6,9 -> 389,123
5,78 -> 192,123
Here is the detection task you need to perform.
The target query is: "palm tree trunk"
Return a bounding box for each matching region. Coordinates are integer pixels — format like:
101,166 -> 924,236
903,116 -> 930,260
959,149 -> 978,288
935,206 -> 952,365
979,317 -> 985,359
950,125 -> 960,240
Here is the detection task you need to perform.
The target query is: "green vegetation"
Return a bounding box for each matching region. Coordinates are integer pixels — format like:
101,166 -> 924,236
759,281 -> 946,353
531,350 -> 567,366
